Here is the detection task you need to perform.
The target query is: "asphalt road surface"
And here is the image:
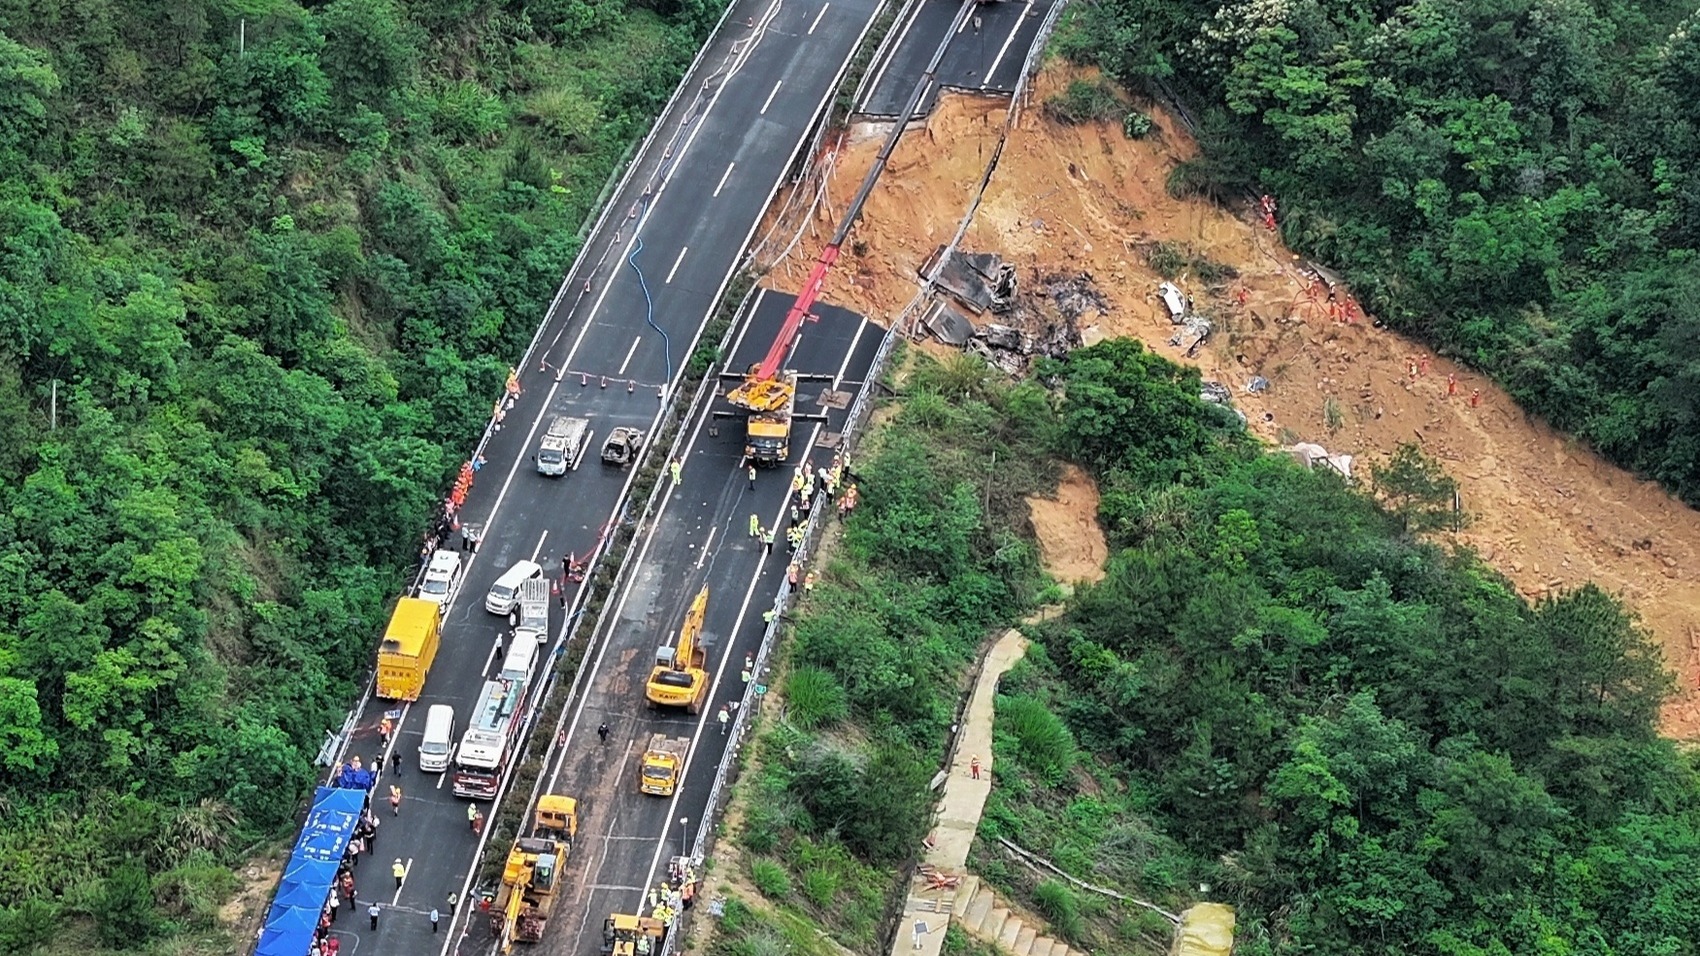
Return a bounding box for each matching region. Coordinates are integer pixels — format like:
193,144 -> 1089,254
306,1 -> 883,954
858,0 -> 1049,117
522,290 -> 880,956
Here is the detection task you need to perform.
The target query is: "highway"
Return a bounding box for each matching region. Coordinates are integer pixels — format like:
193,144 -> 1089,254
858,0 -> 1048,117
528,290 -> 879,956
308,1 -> 885,954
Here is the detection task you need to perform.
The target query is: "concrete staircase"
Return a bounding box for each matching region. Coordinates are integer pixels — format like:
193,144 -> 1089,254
949,875 -> 1084,956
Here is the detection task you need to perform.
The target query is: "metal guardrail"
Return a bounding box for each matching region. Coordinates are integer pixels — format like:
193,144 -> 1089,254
671,5 -> 1074,953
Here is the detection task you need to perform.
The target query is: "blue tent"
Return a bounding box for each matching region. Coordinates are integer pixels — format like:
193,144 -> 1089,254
255,787 -> 367,956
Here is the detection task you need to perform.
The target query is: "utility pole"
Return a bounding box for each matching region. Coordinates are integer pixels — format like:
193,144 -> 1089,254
49,380 -> 56,431
239,18 -> 246,58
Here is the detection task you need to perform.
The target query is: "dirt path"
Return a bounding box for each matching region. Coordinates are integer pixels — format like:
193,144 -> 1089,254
762,69 -> 1700,739
892,629 -> 1029,956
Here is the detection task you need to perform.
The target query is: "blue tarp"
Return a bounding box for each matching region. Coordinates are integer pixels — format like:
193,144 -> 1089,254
255,787 -> 367,956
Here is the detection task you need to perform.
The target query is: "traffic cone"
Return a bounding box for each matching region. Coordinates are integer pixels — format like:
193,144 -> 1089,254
601,376 -> 607,388
628,379 -> 635,393
657,386 -> 665,400
581,372 -> 588,386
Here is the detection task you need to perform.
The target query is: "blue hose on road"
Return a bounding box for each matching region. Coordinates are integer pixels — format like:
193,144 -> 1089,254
625,237 -> 674,384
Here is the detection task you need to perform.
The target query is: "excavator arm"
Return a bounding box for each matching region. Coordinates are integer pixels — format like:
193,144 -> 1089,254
674,586 -> 709,668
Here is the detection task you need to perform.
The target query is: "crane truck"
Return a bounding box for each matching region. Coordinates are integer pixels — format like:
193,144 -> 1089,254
490,795 -> 579,951
720,0 -> 969,468
644,586 -> 710,713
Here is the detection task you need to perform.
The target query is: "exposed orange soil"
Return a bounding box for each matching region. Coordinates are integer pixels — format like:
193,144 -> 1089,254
1026,464 -> 1108,587
759,67 -> 1700,739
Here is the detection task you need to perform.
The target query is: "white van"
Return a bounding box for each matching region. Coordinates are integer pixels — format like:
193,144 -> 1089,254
418,704 -> 455,772
418,549 -> 463,610
499,639 -> 539,684
485,559 -> 544,614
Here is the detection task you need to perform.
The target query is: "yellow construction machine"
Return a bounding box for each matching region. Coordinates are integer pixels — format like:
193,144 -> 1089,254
726,370 -> 803,466
490,795 -> 578,951
644,587 -> 709,713
601,913 -> 665,956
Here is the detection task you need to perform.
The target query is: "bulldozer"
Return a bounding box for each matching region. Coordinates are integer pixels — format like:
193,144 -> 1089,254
644,587 -> 709,713
490,796 -> 579,951
601,913 -> 665,956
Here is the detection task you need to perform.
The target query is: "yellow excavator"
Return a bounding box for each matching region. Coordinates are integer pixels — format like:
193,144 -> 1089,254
644,587 -> 709,713
601,913 -> 665,956
490,795 -> 578,951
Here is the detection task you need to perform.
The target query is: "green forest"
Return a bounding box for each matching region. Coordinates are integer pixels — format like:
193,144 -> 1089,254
0,0 -> 720,948
710,342 -> 1700,956
981,341 -> 1700,954
1057,0 -> 1700,504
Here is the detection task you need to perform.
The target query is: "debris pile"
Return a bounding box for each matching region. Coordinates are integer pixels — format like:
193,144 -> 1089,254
922,259 -> 1104,375
1288,442 -> 1354,479
921,246 -> 1017,314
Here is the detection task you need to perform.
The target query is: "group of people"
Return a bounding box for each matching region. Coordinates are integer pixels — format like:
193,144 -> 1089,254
643,857 -> 702,929
306,804 -> 392,956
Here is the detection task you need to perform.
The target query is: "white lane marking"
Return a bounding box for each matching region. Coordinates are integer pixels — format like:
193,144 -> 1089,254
862,1 -> 919,110
760,80 -> 783,115
638,312 -> 874,897
435,747 -> 454,789
391,856 -> 414,905
984,1 -> 1034,86
618,336 -> 643,376
572,431 -> 595,471
808,3 -> 829,34
958,9 -> 972,32
548,285 -> 772,795
695,525 -> 718,570
666,246 -> 690,285
532,531 -> 548,562
713,162 -> 736,198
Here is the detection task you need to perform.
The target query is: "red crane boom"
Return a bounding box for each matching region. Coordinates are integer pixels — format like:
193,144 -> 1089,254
736,0 -> 980,392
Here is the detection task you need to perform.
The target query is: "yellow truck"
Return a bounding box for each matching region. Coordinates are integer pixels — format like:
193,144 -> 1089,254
639,735 -> 689,796
376,597 -> 442,700
490,796 -> 578,952
601,914 -> 664,956
644,587 -> 709,713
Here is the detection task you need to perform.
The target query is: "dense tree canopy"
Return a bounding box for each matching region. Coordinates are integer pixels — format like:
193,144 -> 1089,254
982,341 -> 1700,955
1058,0 -> 1700,503
0,0 -> 719,946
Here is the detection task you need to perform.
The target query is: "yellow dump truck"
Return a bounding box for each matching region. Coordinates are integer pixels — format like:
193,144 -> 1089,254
601,914 -> 664,956
639,735 -> 689,796
376,597 -> 442,700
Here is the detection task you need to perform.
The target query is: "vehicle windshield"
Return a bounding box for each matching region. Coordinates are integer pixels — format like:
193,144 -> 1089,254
420,742 -> 448,755
539,449 -> 563,463
421,578 -> 450,595
642,765 -> 671,779
490,586 -> 514,601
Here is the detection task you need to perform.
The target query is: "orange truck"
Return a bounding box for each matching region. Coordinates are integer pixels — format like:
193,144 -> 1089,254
376,597 -> 442,700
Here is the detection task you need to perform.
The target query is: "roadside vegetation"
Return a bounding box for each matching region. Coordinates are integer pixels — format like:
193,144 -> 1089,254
711,338 -> 1700,956
976,340 -> 1700,953
711,351 -> 1056,953
0,0 -> 723,950
1052,0 -> 1700,507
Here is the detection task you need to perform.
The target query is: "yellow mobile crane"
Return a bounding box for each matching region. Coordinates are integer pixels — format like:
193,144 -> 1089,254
490,795 -> 578,951
644,587 -> 709,713
720,0 -> 969,468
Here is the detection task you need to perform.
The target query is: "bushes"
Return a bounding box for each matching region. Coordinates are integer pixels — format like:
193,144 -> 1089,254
1042,79 -> 1123,125
749,858 -> 791,899
783,667 -> 849,730
995,694 -> 1076,783
1033,881 -> 1084,942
